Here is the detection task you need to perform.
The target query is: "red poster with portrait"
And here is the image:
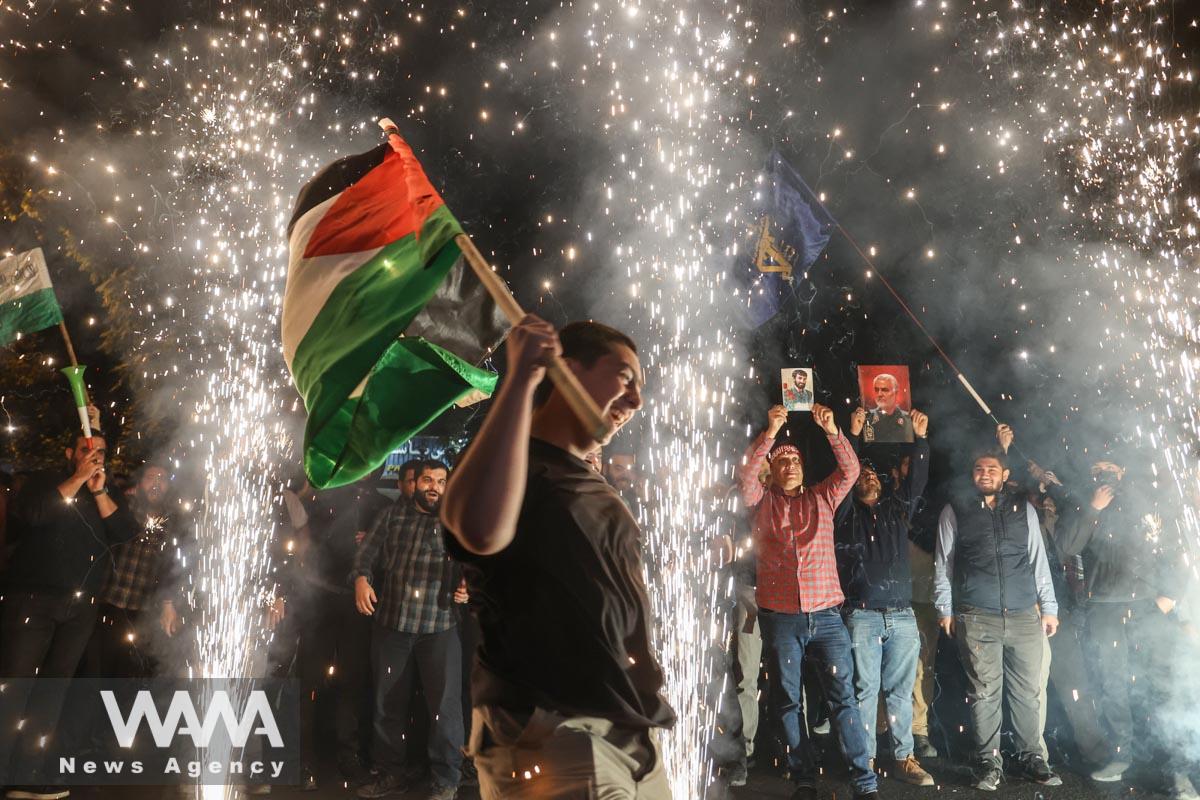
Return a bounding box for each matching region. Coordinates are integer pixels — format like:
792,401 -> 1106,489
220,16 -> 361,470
858,365 -> 914,444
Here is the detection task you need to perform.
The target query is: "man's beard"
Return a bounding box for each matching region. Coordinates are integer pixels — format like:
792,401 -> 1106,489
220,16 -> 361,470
138,492 -> 165,514
415,492 -> 442,514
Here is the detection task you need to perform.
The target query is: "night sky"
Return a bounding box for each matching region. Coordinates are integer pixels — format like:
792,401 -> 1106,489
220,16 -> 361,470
2,0 -> 1198,491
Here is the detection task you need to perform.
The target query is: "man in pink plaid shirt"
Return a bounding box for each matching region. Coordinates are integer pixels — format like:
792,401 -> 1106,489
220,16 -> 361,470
740,403 -> 877,800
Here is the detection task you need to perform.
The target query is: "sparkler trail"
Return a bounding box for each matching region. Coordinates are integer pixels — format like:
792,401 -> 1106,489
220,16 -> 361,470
977,1 -> 1198,553
568,1 -> 760,794
5,0 -> 1199,794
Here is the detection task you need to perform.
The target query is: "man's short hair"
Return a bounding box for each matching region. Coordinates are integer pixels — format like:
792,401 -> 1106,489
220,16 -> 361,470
398,458 -> 422,479
416,459 -> 449,478
533,321 -> 638,406
65,430 -> 108,452
874,373 -> 898,390
971,448 -> 1008,471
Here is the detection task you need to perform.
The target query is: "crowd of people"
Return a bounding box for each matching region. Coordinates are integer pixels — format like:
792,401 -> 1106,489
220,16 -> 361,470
709,403 -> 1197,800
1,315 -> 1198,800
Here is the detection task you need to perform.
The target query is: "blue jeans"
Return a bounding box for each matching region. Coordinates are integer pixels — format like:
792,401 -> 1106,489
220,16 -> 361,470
758,608 -> 876,793
843,607 -> 920,760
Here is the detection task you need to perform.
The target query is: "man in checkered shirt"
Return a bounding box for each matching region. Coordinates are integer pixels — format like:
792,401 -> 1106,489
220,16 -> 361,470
352,459 -> 466,800
740,403 -> 877,800
98,461 -> 176,677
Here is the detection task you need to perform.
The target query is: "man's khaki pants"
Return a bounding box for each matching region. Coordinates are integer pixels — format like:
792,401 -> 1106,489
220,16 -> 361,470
734,582 -> 763,759
471,706 -> 672,799
910,601 -> 940,738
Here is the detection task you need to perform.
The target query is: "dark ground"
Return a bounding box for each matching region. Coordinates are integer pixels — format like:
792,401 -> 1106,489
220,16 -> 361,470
68,749 -> 1182,800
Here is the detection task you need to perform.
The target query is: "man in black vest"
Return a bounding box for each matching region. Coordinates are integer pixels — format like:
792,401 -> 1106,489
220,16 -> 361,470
933,449 -> 1060,791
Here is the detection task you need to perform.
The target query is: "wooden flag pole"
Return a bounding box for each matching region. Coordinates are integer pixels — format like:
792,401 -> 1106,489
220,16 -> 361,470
59,321 -> 80,368
454,233 -> 614,443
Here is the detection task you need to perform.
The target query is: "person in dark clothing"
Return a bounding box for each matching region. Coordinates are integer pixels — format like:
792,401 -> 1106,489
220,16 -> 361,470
290,478 -> 376,782
0,432 -> 139,794
934,448 -> 1060,792
441,317 -> 675,799
95,461 -> 176,679
1056,457 -> 1188,785
353,460 -> 465,800
837,406 -> 933,786
397,458 -> 422,502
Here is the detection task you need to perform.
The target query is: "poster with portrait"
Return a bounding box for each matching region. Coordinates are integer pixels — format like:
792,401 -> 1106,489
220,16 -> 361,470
780,367 -> 814,411
858,365 -> 914,444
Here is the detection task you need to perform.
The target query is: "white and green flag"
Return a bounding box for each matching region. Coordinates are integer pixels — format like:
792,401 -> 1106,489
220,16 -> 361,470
0,248 -> 63,346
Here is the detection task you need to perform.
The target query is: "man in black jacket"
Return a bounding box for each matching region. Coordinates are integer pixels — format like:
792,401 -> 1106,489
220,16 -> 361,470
0,431 -> 139,794
838,407 -> 934,786
1056,457 -> 1186,785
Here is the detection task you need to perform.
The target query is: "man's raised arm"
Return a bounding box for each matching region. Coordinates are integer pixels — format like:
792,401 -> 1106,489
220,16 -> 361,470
812,403 -> 860,507
441,316 -> 561,556
739,404 -> 787,508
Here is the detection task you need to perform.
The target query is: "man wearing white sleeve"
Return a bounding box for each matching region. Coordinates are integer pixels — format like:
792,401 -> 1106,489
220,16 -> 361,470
934,449 -> 1059,792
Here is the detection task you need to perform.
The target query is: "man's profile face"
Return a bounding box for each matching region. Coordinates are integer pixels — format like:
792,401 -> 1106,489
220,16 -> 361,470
413,467 -> 448,513
399,467 -> 417,500
972,457 -> 1009,496
606,453 -> 637,491
793,370 -> 807,390
572,343 -> 644,447
873,377 -> 897,413
138,466 -> 169,506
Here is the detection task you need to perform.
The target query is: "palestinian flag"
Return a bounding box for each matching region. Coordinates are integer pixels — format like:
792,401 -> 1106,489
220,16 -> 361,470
284,132 -> 509,489
0,247 -> 63,346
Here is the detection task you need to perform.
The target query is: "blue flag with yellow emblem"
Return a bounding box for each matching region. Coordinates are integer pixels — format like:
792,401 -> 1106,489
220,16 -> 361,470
744,149 -> 836,327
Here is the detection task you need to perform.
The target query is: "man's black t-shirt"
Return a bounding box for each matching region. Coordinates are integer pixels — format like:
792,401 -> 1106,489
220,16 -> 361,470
444,438 -> 676,730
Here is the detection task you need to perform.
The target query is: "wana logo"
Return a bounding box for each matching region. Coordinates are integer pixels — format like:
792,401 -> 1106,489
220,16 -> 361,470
101,690 -> 284,749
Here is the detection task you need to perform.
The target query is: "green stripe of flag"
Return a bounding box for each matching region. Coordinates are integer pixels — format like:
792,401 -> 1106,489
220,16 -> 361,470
293,204 -> 495,488
0,287 -> 63,347
304,337 -> 497,488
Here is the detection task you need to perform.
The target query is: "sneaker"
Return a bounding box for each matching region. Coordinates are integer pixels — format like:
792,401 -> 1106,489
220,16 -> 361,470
974,765 -> 1002,792
1019,754 -> 1061,786
913,733 -> 939,759
1090,759 -> 1131,783
5,790 -> 70,800
357,770 -> 421,799
789,785 -> 817,800
726,762 -> 748,787
896,755 -> 935,787
422,782 -> 457,800
812,718 -> 831,735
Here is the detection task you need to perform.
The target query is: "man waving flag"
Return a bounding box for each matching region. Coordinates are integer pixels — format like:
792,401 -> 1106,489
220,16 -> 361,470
284,123 -> 509,489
